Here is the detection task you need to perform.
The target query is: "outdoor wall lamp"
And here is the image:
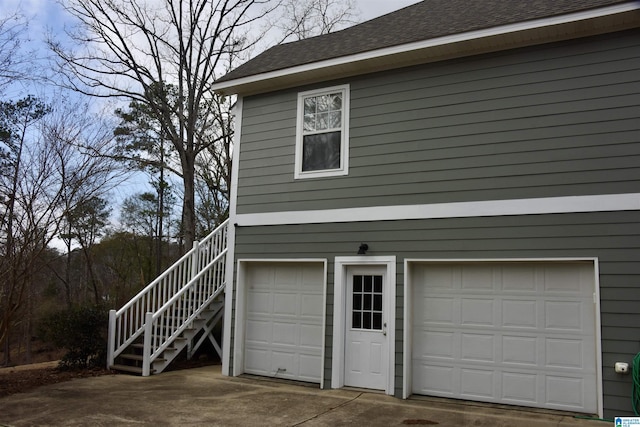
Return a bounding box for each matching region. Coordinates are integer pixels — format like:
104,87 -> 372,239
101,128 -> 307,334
357,243 -> 369,255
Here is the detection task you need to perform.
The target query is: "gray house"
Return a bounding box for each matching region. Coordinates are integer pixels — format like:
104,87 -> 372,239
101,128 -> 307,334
212,0 -> 640,419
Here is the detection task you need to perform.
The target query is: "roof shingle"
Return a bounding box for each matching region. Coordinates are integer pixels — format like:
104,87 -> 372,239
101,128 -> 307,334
216,0 -> 628,83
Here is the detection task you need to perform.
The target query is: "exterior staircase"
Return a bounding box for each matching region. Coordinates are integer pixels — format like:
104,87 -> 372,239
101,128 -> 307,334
107,220 -> 228,376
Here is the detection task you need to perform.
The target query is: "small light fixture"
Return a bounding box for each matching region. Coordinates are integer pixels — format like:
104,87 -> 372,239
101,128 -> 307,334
357,243 -> 369,255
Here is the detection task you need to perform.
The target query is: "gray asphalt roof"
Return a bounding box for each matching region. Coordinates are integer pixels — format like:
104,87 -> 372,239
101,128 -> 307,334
216,0 -> 628,83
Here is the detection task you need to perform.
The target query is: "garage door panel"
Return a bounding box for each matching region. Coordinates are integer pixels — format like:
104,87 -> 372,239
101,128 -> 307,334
411,262 -> 597,413
418,265 -> 456,290
546,376 -> 586,408
461,368 -> 495,398
502,372 -> 538,403
245,320 -> 271,343
461,265 -> 495,290
416,330 -> 455,359
547,338 -> 584,369
245,348 -> 270,374
247,291 -> 272,314
272,321 -> 297,345
245,263 -> 324,383
301,294 -> 324,317
544,265 -> 584,293
300,324 -> 322,347
461,298 -> 494,325
299,353 -> 322,380
414,364 -> 455,395
461,333 -> 494,362
545,300 -> 583,330
502,265 -> 537,291
503,336 -> 537,365
423,297 -> 456,323
502,299 -> 537,328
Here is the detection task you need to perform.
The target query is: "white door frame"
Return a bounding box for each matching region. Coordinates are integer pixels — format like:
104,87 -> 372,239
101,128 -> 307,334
233,258 -> 328,388
332,256 -> 396,395
402,257 -> 603,419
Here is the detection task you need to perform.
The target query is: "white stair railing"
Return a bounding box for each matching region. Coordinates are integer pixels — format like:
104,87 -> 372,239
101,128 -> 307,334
107,219 -> 229,370
141,247 -> 227,375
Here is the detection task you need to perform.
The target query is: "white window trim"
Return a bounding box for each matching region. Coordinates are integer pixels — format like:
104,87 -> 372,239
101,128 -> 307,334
295,84 -> 350,179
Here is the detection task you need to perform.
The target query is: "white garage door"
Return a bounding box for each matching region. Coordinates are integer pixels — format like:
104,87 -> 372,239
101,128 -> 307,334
244,262 -> 324,383
411,262 -> 598,413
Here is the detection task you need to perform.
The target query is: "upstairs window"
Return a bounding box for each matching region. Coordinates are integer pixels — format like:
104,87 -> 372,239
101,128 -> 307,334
295,85 -> 349,179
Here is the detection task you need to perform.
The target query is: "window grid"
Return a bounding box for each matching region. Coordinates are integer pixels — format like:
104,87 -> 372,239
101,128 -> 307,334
352,274 -> 383,330
302,92 -> 342,135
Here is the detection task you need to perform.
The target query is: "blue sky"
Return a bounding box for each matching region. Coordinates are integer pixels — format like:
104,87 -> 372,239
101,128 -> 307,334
1,0 -> 422,232
2,0 -> 422,41
1,0 -> 421,98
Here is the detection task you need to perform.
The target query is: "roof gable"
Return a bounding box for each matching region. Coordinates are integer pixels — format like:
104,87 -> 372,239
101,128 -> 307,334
213,0 -> 639,94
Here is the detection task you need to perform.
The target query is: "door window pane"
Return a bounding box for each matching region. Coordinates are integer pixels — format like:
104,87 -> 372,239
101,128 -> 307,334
351,274 -> 383,331
352,311 -> 361,329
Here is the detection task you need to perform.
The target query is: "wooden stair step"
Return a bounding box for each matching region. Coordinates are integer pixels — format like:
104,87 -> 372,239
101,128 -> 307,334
119,354 -> 166,363
111,364 -> 153,375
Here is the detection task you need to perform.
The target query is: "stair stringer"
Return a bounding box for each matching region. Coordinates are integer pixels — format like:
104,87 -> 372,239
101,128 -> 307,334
151,298 -> 224,374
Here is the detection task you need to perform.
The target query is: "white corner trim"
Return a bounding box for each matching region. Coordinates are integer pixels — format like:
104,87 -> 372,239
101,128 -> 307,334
211,3 -> 639,93
593,260 -> 604,419
222,96 -> 243,376
235,193 -> 640,227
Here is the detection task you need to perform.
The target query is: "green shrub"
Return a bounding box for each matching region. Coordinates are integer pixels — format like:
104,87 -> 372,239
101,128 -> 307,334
39,305 -> 108,370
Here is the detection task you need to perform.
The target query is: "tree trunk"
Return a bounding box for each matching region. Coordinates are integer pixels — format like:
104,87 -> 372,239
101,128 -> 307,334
3,331 -> 9,365
156,144 -> 165,276
181,154 -> 196,251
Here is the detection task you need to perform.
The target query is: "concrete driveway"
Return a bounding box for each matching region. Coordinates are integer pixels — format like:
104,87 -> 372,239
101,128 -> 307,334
0,365 -> 608,426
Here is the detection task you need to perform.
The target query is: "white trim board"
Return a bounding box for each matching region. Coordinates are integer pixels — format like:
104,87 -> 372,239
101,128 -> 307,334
222,96 -> 243,377
235,193 -> 640,226
211,3 -> 640,95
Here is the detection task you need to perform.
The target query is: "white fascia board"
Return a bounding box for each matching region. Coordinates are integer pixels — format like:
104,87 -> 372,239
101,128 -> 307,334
234,193 -> 640,227
211,3 -> 639,94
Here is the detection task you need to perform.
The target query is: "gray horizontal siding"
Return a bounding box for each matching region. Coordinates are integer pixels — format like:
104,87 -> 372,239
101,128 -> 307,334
236,29 -> 640,214
230,210 -> 640,418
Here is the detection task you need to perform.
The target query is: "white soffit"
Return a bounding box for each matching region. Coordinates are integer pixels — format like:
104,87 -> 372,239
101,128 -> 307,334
211,3 -> 640,96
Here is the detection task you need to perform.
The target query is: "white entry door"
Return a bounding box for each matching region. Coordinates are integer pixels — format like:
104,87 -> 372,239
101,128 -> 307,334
344,266 -> 388,390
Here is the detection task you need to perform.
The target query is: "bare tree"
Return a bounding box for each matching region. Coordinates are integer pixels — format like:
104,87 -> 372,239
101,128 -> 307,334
60,196 -> 111,305
0,96 -> 123,359
195,94 -> 233,235
268,0 -> 359,44
0,11 -> 31,91
49,0 -> 273,250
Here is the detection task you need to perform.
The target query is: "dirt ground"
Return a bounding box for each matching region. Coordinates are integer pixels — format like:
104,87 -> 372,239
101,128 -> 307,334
0,354 -> 219,398
0,362 -> 114,398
